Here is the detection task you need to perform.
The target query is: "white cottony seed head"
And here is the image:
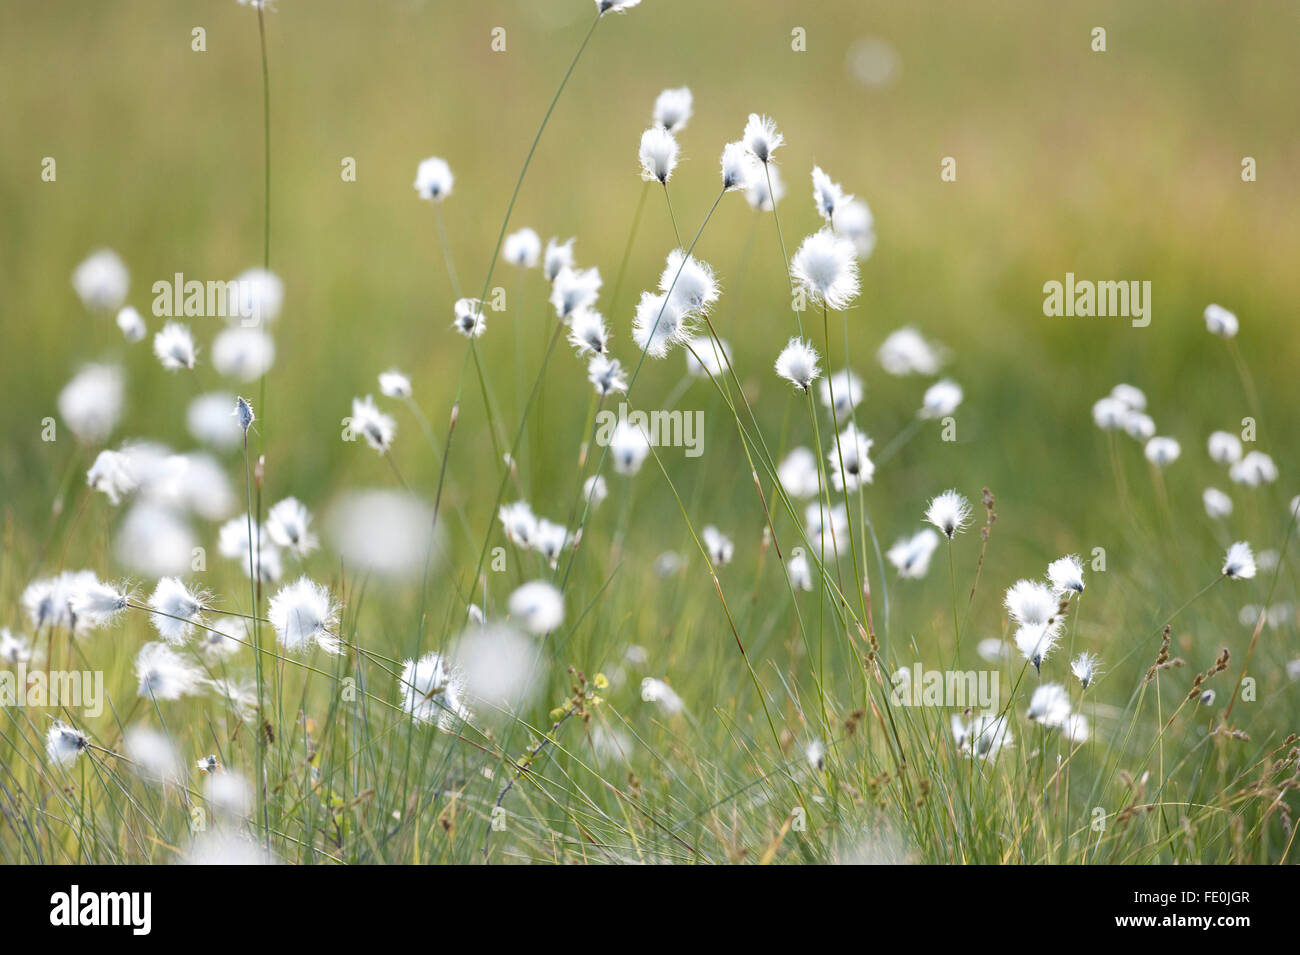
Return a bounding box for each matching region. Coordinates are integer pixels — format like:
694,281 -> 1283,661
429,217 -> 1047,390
775,338 -> 820,392
925,489 -> 971,539
638,127 -> 680,184
414,156 -> 453,201
653,86 -> 692,132
1222,541 -> 1256,580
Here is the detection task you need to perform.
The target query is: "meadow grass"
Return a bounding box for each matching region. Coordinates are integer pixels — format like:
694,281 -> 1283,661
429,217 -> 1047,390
1,0 -> 1298,864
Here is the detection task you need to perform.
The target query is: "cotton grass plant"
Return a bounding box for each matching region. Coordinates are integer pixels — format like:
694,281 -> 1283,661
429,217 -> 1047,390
3,0 -> 1299,867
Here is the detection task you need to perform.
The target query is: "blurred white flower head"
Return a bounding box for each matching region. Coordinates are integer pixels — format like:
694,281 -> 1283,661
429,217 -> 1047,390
1229,450 -> 1277,487
23,570 -> 100,635
266,496 -> 318,557
212,327 -> 275,381
641,677 -> 684,714
1110,383 -> 1146,411
805,501 -> 850,556
778,447 -> 821,499
550,266 -> 602,319
685,336 -> 731,379
399,651 -> 470,730
702,525 -> 734,566
499,500 -> 538,548
955,713 -> 1013,760
1203,487 -> 1233,520
350,395 -> 396,453
188,392 -> 244,451
887,529 -> 940,579
328,489 -> 436,580
378,369 -> 412,399
1124,411 -> 1155,441
1203,303 -> 1238,338
508,580 -> 565,634
829,423 -> 874,492
114,502 -> 197,577
135,641 -> 205,700
452,622 -> 541,714
59,363 -> 124,444
583,474 -> 608,510
845,36 -> 901,90
153,321 -> 197,371
503,227 -> 541,269
588,354 -> 627,396
543,236 -> 575,282
819,369 -> 863,417
532,519 -> 569,568
87,449 -> 138,505
0,629 -> 33,665
811,165 -> 852,224
73,249 -> 128,312
125,726 -> 181,785
1026,683 -> 1071,727
745,163 -> 784,211
787,552 -> 813,591
206,770 -> 254,819
200,616 -> 247,658
878,327 -> 943,376
1091,396 -> 1127,430
653,86 -> 692,132
1207,430 -> 1243,464
720,141 -> 754,192
413,156 -> 453,201
609,419 -> 650,475
1144,436 -> 1180,467
232,267 -> 284,324
832,197 -> 876,259
116,305 -> 146,343
920,378 -> 963,419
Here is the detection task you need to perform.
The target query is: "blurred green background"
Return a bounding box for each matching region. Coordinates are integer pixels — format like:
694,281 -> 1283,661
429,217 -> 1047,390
3,0 -> 1299,643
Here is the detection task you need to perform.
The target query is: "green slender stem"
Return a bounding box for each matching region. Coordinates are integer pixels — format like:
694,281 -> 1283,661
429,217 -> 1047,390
947,541 -> 960,664
765,163 -> 803,338
435,12 -> 602,509
475,13 -> 601,310
609,183 -> 649,318
255,7 -> 270,445
434,204 -> 461,299
662,183 -> 682,246
559,188 -> 727,588
241,434 -> 269,859
822,304 -> 868,629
